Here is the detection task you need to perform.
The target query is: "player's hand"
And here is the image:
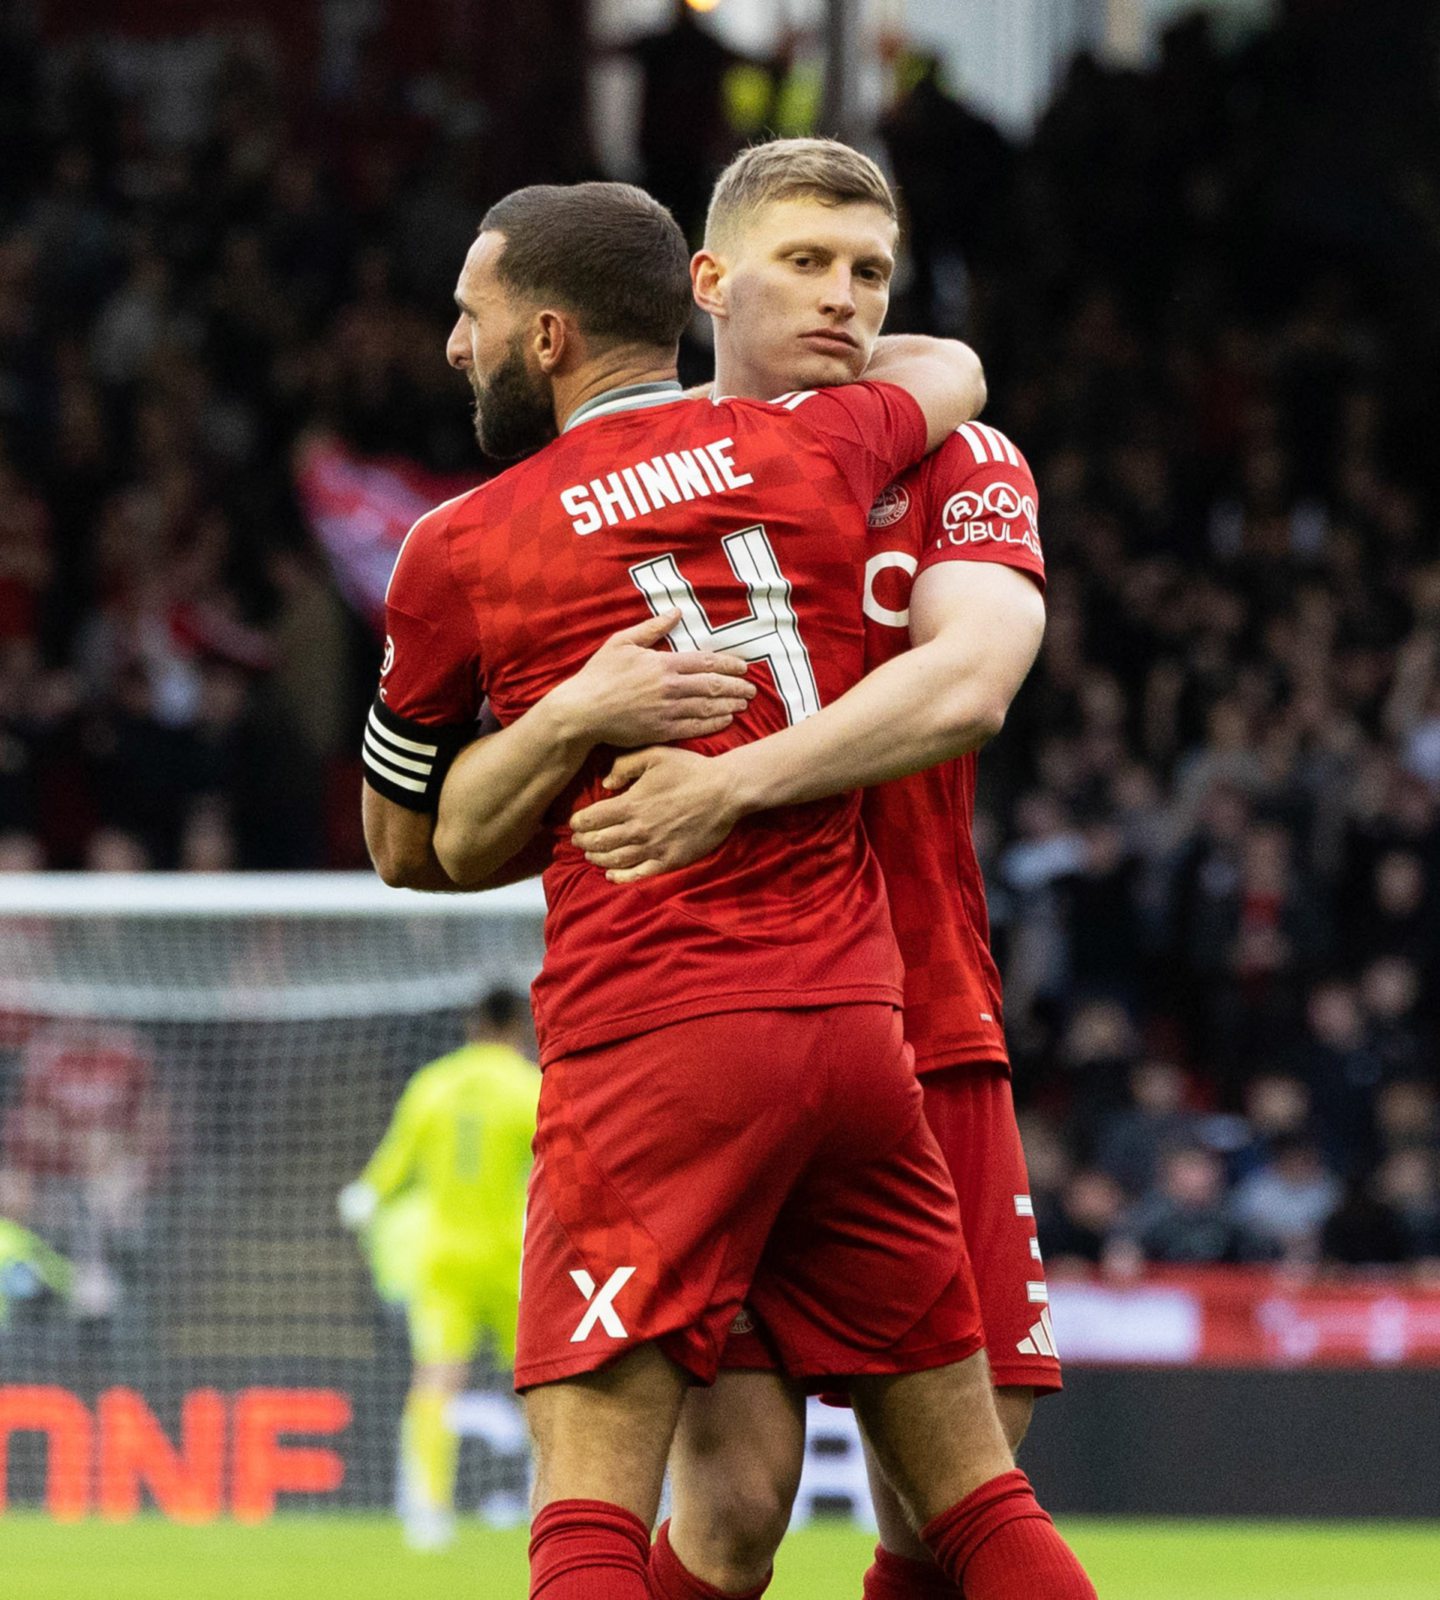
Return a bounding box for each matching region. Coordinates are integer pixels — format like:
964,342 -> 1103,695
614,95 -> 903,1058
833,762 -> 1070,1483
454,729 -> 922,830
337,1181 -> 378,1231
551,611 -> 755,748
569,746 -> 743,881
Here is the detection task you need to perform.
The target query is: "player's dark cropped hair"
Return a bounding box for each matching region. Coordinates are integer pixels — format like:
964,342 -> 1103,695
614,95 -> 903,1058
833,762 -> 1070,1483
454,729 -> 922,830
479,183 -> 692,352
474,986 -> 525,1034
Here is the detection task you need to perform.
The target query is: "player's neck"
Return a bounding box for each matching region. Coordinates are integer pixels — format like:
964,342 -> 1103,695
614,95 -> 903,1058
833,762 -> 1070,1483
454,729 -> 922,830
711,343 -> 782,402
553,351 -> 679,433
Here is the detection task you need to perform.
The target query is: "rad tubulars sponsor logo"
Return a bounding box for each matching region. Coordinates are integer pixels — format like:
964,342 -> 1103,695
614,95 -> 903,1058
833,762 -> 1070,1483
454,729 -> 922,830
939,483 -> 1041,558
866,483 -> 911,528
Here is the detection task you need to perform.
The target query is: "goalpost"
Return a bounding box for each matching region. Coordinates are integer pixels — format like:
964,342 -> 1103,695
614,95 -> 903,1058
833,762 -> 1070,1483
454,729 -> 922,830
0,873 -> 545,1524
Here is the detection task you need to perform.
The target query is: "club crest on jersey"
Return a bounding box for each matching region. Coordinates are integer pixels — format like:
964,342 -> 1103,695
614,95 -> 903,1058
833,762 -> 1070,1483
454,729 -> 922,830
867,482 -> 911,528
940,483 -> 1041,558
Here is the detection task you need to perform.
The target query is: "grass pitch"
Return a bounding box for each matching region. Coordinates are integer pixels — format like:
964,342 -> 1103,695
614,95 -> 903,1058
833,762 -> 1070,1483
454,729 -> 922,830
7,1515 -> 1438,1599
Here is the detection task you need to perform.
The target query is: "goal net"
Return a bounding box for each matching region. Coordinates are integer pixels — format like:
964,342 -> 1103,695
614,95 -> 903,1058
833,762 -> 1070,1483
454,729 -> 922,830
0,873 -> 545,1525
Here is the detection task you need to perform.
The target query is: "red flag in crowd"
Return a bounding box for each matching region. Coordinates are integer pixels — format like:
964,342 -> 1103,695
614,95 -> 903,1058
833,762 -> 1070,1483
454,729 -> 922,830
294,434 -> 481,637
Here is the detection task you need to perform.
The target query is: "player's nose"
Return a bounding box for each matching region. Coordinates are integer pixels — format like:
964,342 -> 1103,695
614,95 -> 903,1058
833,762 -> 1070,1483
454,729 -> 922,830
446,319 -> 471,370
818,268 -> 856,320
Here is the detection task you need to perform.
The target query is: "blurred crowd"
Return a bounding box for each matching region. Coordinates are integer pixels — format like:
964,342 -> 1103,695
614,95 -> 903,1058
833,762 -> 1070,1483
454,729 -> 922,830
966,3 -> 1440,1278
0,1 -> 1438,1267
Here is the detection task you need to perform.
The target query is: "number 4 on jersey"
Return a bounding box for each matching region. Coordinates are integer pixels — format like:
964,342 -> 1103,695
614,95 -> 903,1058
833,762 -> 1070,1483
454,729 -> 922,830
629,526 -> 821,727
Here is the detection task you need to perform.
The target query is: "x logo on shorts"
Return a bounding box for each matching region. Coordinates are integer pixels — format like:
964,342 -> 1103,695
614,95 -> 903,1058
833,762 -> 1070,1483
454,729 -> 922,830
569,1266 -> 636,1342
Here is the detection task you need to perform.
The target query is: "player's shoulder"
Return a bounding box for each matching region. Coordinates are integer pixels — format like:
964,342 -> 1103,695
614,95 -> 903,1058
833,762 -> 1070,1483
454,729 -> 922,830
406,1053 -> 457,1094
480,1044 -> 541,1093
416,480 -> 492,534
713,389 -> 821,422
904,421 -> 1035,519
935,421 -> 1033,478
451,1042 -> 537,1084
387,482 -> 489,591
719,381 -> 893,420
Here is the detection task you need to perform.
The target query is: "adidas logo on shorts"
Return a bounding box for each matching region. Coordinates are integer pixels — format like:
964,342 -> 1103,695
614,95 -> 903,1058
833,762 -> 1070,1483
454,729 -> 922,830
1016,1306 -> 1059,1359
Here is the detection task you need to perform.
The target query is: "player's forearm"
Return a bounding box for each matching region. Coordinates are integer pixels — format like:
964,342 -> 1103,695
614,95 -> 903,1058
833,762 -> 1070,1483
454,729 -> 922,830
715,638 -> 1009,814
864,335 -> 987,447
432,695 -> 593,887
363,784 -> 464,892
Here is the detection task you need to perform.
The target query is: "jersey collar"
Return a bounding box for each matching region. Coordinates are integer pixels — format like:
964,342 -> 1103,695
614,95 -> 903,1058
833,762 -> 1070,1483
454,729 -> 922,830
562,380 -> 688,433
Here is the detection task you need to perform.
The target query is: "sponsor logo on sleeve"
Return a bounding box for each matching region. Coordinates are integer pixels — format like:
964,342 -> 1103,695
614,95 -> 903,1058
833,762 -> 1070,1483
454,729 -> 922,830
939,483 -> 1041,558
867,482 -> 911,528
381,635 -> 395,677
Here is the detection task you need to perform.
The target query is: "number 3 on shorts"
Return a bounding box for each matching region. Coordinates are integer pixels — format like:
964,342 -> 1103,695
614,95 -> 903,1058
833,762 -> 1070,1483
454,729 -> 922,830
629,526 -> 821,727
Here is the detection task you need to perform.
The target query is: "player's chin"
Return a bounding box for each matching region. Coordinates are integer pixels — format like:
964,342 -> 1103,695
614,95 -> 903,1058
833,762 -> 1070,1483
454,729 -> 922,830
791,348 -> 866,390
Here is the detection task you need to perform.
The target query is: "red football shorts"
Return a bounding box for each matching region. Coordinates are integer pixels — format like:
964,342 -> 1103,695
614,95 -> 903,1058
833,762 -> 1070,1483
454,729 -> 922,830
723,1060 -> 1062,1396
926,1064 -> 1061,1393
513,1004 -> 984,1391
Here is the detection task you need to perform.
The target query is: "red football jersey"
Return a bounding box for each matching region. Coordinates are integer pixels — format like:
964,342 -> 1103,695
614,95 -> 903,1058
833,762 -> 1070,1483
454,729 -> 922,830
373,381 -> 929,1062
860,421 -> 1045,1074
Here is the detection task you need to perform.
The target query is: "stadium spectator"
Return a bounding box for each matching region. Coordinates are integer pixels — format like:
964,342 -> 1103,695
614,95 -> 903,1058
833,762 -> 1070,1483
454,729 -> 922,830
1320,1174 -> 1414,1270
1359,955 -> 1431,1082
1119,1146 -> 1248,1267
0,1021 -> 168,1328
1094,1058 -> 1206,1197
1294,979 -> 1386,1176
1225,1071 -> 1315,1182
1228,1134 -> 1342,1262
879,50 -> 1014,333
1038,1168 -> 1127,1276
618,0 -> 752,242
1375,1148 -> 1440,1263
1373,1078 -> 1440,1158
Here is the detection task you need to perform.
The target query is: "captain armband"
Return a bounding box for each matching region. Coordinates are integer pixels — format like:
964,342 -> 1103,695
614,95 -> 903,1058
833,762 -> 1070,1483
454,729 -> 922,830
361,695 -> 473,812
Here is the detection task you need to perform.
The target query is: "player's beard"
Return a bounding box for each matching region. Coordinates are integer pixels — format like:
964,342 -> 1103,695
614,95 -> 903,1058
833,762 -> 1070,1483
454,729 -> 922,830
470,335 -> 558,462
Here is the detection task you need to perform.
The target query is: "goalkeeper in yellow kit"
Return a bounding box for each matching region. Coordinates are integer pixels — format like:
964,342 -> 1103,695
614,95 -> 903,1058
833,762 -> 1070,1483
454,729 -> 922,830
339,988 -> 539,1549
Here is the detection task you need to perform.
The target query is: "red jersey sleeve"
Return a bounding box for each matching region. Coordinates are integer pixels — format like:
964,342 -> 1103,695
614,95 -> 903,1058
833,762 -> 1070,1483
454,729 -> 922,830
776,381 -> 928,509
363,496 -> 484,811
915,422 -> 1045,592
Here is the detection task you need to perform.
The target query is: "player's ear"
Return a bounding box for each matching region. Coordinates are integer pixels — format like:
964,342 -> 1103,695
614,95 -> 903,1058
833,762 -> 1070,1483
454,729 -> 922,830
532,309 -> 570,373
691,250 -> 728,319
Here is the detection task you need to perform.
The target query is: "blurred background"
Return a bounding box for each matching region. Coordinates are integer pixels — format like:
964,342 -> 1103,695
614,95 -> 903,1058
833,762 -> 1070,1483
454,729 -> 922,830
0,0 -> 1438,1586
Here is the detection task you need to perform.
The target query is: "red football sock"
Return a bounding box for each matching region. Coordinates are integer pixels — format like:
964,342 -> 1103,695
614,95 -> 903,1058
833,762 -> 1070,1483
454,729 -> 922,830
530,1498 -> 652,1600
921,1470 -> 1097,1600
648,1519 -> 772,1600
861,1542 -> 961,1600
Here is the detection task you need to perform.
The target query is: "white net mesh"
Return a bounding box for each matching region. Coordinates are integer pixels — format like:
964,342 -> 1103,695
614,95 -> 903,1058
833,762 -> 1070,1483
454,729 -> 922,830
0,874 -> 545,1523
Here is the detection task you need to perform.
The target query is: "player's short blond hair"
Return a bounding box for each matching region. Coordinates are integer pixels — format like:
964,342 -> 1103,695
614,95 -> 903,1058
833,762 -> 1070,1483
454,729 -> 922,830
704,138 -> 898,250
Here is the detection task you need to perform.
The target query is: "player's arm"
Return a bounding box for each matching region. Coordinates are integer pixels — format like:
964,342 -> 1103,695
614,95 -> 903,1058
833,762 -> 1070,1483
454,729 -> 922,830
570,561 -> 1043,881
430,612 -> 756,887
339,1080 -> 427,1231
364,787 -> 463,891
362,505 -> 487,891
863,334 -> 987,450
